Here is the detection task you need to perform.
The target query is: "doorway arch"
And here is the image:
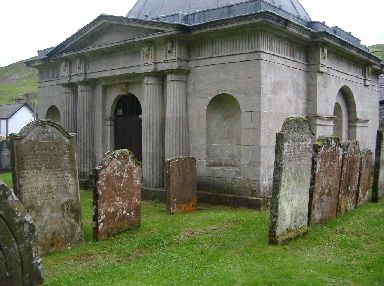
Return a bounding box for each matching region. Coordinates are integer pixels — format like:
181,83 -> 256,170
46,105 -> 61,124
333,86 -> 357,142
114,94 -> 142,161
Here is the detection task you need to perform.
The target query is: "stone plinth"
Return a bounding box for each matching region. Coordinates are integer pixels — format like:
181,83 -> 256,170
309,137 -> 343,225
10,120 -> 84,254
93,150 -> 142,241
166,157 -> 197,214
372,130 -> 384,202
0,182 -> 44,285
269,117 -> 314,244
337,141 -> 360,216
357,150 -> 373,206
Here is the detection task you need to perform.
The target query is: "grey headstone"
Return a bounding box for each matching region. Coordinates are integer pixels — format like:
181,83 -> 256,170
0,182 -> 43,285
372,130 -> 384,202
10,120 -> 84,254
357,150 -> 373,206
269,117 -> 314,244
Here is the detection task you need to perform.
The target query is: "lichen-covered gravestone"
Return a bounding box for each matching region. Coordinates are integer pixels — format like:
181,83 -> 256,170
372,130 -> 384,202
308,137 -> 343,225
337,141 -> 360,216
269,117 -> 314,244
166,157 -> 197,214
10,120 -> 83,254
93,150 -> 142,241
357,150 -> 373,206
0,182 -> 43,286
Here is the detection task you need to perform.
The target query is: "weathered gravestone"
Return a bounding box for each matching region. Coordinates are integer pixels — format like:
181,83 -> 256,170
269,117 -> 314,244
357,150 -> 373,206
166,157 -> 197,214
308,137 -> 343,226
93,150 -> 142,241
337,141 -> 360,216
10,120 -> 83,254
0,182 -> 43,286
372,130 -> 384,202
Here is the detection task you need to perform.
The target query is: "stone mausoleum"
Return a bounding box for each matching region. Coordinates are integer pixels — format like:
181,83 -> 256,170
27,0 -> 383,205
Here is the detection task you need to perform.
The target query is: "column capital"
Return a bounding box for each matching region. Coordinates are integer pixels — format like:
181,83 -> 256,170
143,75 -> 163,85
166,73 -> 187,82
78,83 -> 93,93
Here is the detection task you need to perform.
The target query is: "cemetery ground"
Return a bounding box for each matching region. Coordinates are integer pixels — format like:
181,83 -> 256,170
1,173 -> 383,285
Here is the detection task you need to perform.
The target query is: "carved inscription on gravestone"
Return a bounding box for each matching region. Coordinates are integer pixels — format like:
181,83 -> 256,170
93,150 -> 142,241
372,130 -> 384,202
357,150 -> 373,206
0,182 -> 43,286
309,137 -> 343,225
269,117 -> 314,244
10,120 -> 83,254
166,157 -> 197,214
338,141 -> 360,216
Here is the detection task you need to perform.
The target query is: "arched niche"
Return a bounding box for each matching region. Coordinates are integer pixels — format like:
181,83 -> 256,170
206,94 -> 241,167
45,105 -> 61,124
333,86 -> 357,141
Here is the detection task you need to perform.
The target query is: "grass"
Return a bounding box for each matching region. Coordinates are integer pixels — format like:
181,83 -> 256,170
369,44 -> 384,61
0,172 -> 382,285
0,171 -> 13,188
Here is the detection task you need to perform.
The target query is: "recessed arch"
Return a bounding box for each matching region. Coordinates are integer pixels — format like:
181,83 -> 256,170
333,86 -> 357,141
45,105 -> 61,124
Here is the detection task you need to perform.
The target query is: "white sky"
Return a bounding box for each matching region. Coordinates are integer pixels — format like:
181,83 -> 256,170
0,0 -> 383,68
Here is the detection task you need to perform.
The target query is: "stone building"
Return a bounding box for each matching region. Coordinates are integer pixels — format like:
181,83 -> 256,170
27,0 -> 383,205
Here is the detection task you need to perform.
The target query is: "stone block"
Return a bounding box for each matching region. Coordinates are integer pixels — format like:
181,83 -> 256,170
0,182 -> 44,285
166,157 -> 197,214
308,137 -> 343,226
357,150 -> 373,206
269,117 -> 314,244
10,120 -> 83,255
93,150 -> 142,241
337,141 -> 360,216
372,130 -> 384,202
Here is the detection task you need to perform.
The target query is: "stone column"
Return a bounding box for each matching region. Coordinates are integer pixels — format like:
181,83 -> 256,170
165,73 -> 189,159
143,76 -> 165,188
77,84 -> 94,179
62,85 -> 77,133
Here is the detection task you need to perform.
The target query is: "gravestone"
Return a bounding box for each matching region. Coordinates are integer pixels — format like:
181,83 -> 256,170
0,140 -> 11,171
166,157 -> 197,214
0,182 -> 43,286
269,117 -> 314,244
10,120 -> 83,254
372,130 -> 384,202
308,137 -> 343,225
357,150 -> 373,206
93,150 -> 142,241
337,141 -> 360,216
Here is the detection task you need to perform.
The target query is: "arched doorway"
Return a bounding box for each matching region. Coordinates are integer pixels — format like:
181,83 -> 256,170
114,94 -> 142,161
46,105 -> 61,123
333,86 -> 357,142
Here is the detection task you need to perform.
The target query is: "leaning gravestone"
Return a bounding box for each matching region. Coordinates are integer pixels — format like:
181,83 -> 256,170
269,117 -> 314,244
10,120 -> 83,254
337,141 -> 360,216
357,150 -> 373,206
0,182 -> 43,285
308,137 -> 343,226
166,157 -> 197,214
372,130 -> 384,202
93,150 -> 142,241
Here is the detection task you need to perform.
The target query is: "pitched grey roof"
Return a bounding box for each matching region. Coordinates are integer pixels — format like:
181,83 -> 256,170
0,103 -> 33,119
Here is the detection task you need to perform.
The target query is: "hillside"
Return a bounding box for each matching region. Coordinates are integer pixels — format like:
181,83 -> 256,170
369,44 -> 384,61
0,60 -> 38,105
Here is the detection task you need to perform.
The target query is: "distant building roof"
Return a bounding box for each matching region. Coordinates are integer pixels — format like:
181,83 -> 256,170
0,103 -> 34,119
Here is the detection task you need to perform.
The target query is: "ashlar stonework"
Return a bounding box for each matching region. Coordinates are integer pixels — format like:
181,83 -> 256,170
372,130 -> 384,203
10,120 -> 83,254
269,117 -> 314,244
337,141 -> 360,216
357,150 -> 373,206
308,137 -> 343,225
0,182 -> 43,286
93,150 -> 142,241
166,157 -> 197,214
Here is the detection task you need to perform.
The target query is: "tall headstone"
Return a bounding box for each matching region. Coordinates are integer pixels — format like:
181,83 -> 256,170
337,141 -> 360,216
93,150 -> 142,241
357,150 -> 373,206
166,157 -> 197,214
0,182 -> 44,286
372,130 -> 384,202
269,117 -> 314,244
10,120 -> 83,254
308,137 -> 343,225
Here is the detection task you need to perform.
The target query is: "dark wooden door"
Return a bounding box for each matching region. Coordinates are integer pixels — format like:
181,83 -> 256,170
114,116 -> 142,161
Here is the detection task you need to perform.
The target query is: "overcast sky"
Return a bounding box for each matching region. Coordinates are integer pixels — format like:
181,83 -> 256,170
0,0 -> 383,68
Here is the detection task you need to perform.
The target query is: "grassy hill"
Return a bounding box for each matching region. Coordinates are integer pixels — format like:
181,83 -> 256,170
0,60 -> 38,105
369,44 -> 384,61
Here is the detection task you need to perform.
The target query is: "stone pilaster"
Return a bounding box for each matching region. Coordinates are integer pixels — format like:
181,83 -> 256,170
165,73 -> 189,159
77,84 -> 94,179
143,76 -> 165,188
62,85 -> 77,133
